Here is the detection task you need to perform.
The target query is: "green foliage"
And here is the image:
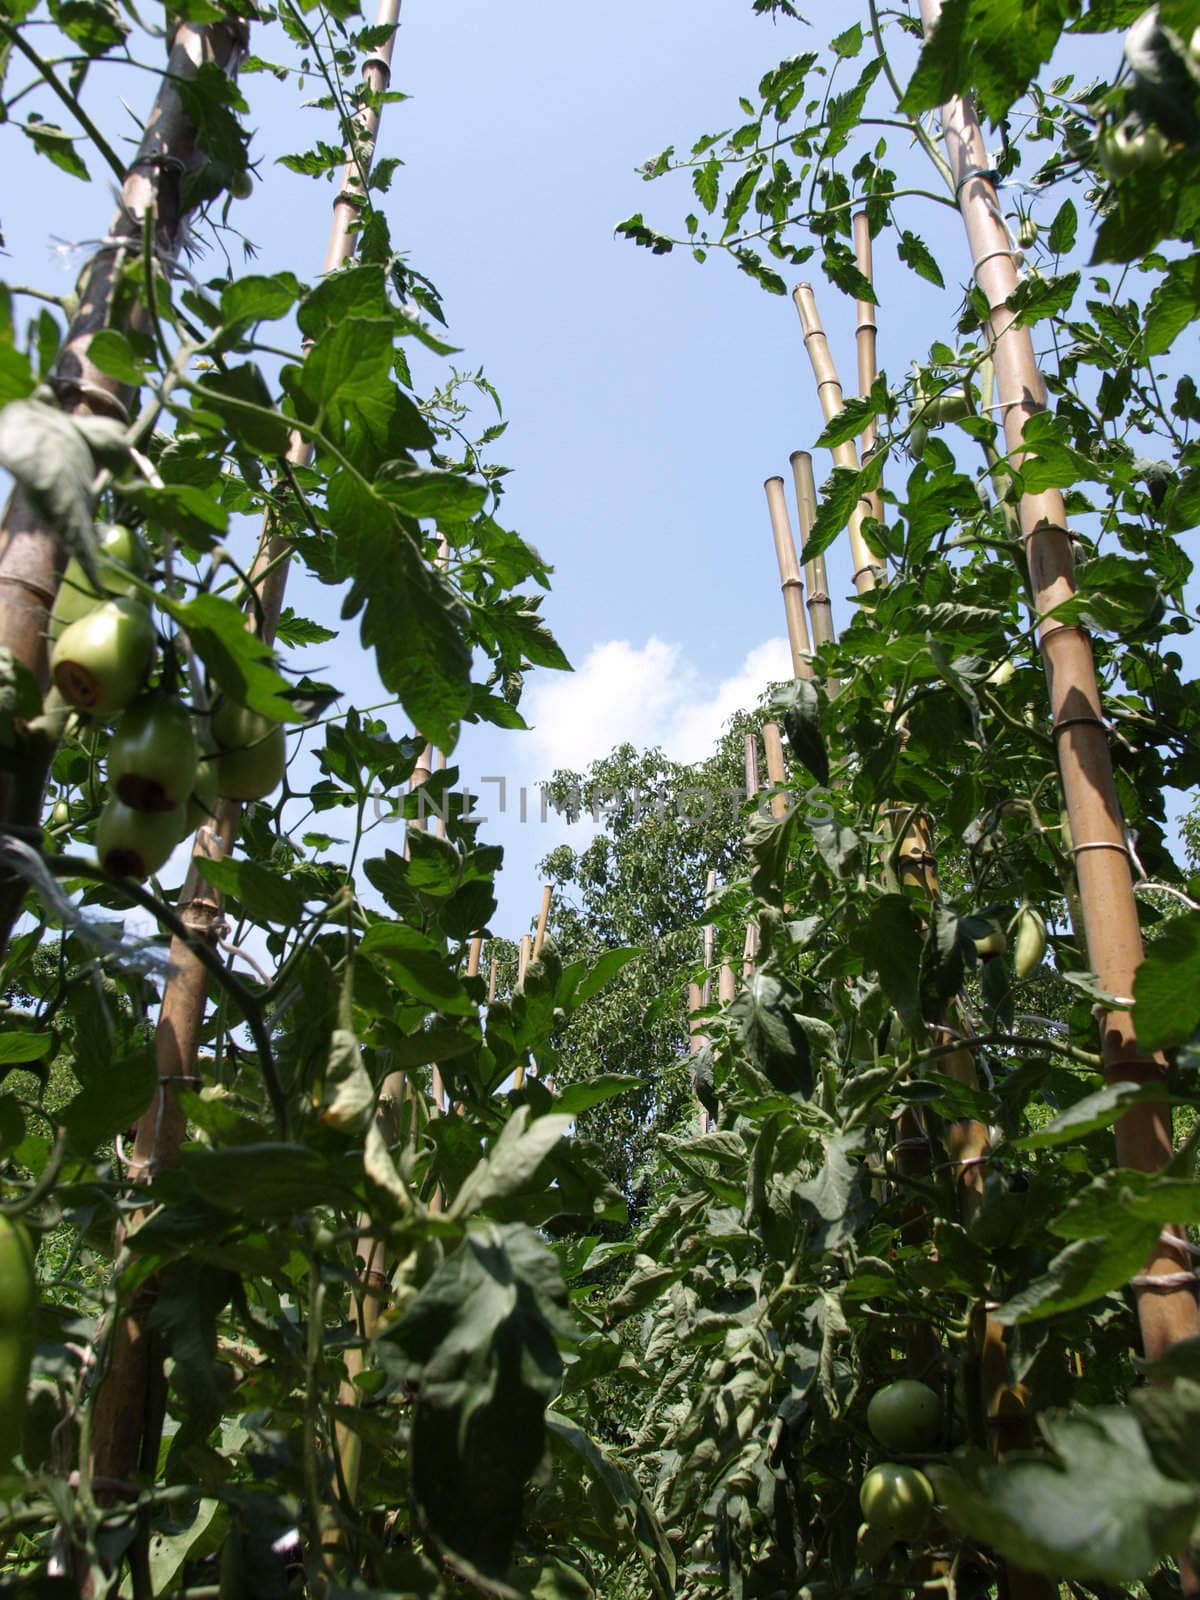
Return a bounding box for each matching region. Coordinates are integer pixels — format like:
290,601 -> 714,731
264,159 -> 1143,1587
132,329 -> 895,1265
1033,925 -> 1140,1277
4,0 -> 1200,1595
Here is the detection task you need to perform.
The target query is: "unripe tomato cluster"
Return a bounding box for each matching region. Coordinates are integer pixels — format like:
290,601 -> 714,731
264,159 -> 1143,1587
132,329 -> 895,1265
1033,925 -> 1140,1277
857,1380 -> 940,1556
46,524 -> 287,881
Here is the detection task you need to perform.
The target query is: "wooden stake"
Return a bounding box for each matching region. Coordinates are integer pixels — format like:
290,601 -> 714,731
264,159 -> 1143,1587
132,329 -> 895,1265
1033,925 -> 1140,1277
88,0 -> 407,1504
918,0 -> 1197,1364
853,211 -> 885,528
687,983 -> 705,1055
512,934 -> 533,1090
702,868 -> 717,1007
743,734 -> 762,976
761,722 -> 788,821
0,18 -> 250,954
467,935 -> 483,978
487,957 -> 498,1004
532,882 -> 553,959
792,283 -> 882,595
408,743 -> 434,839
744,731 -> 761,803
788,451 -> 837,653
764,477 -> 814,680
433,749 -> 448,839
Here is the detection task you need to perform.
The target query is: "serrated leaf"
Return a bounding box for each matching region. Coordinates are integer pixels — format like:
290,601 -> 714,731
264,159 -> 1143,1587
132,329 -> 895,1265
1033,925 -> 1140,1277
1015,1080 -> 1170,1150
451,1109 -> 572,1220
156,592 -> 298,722
380,1223 -> 572,1583
931,1405 -> 1200,1583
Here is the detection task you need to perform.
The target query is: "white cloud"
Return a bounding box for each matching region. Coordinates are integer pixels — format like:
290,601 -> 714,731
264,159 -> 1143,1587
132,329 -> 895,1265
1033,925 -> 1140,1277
522,633 -> 794,777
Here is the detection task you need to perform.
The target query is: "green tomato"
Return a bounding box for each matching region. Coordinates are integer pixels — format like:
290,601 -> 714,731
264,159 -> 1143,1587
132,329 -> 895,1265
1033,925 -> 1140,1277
96,794 -> 188,880
51,800 -> 70,827
866,1380 -> 941,1452
0,1215 -> 35,1475
1098,114 -> 1170,180
1013,906 -> 1048,980
108,695 -> 198,813
920,386 -> 971,425
49,523 -> 147,641
1017,216 -> 1038,249
211,700 -> 287,801
186,749 -> 222,831
859,1463 -> 934,1542
229,170 -> 254,200
51,597 -> 156,719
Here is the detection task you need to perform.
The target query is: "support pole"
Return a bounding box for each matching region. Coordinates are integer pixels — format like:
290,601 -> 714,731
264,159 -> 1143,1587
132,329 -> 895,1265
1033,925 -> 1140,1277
792,283 -> 882,595
789,451 -> 837,653
918,0 -> 1197,1363
764,477 -> 813,680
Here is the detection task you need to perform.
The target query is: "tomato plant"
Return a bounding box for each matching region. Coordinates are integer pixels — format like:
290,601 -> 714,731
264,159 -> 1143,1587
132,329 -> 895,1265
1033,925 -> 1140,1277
2,0 -> 1200,1597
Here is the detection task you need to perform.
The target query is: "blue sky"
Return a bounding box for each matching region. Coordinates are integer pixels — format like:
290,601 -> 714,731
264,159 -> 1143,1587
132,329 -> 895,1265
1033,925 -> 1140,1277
4,3 -> 1194,937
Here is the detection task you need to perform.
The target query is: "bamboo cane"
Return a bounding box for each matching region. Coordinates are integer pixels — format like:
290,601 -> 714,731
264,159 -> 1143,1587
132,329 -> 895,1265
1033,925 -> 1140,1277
764,477 -> 814,681
433,749 -> 448,839
792,283 -> 882,595
761,722 -> 788,820
918,0 -> 1197,1362
743,734 -> 762,977
487,957 -> 498,1003
853,211 -> 885,529
744,731 -> 761,803
511,934 -> 533,1090
467,935 -> 482,978
788,451 -> 837,654
89,0 -> 406,1499
0,19 -> 250,955
532,882 -> 553,959
409,742 -> 434,838
686,980 -> 709,1132
702,868 -> 717,1005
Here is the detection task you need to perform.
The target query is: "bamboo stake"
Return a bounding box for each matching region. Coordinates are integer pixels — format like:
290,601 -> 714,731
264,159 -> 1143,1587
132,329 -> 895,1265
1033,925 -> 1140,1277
532,882 -> 553,959
511,934 -> 533,1090
89,0 -> 406,1500
467,935 -> 483,978
853,211 -> 885,529
761,722 -> 788,821
701,868 -> 717,1009
743,734 -> 762,977
487,957 -> 498,1003
408,742 -> 434,839
764,477 -> 814,680
788,451 -> 837,654
744,731 -> 761,800
0,19 -> 250,954
686,980 -> 709,1132
918,0 -> 1197,1363
433,749 -> 447,839
792,283 -> 882,595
